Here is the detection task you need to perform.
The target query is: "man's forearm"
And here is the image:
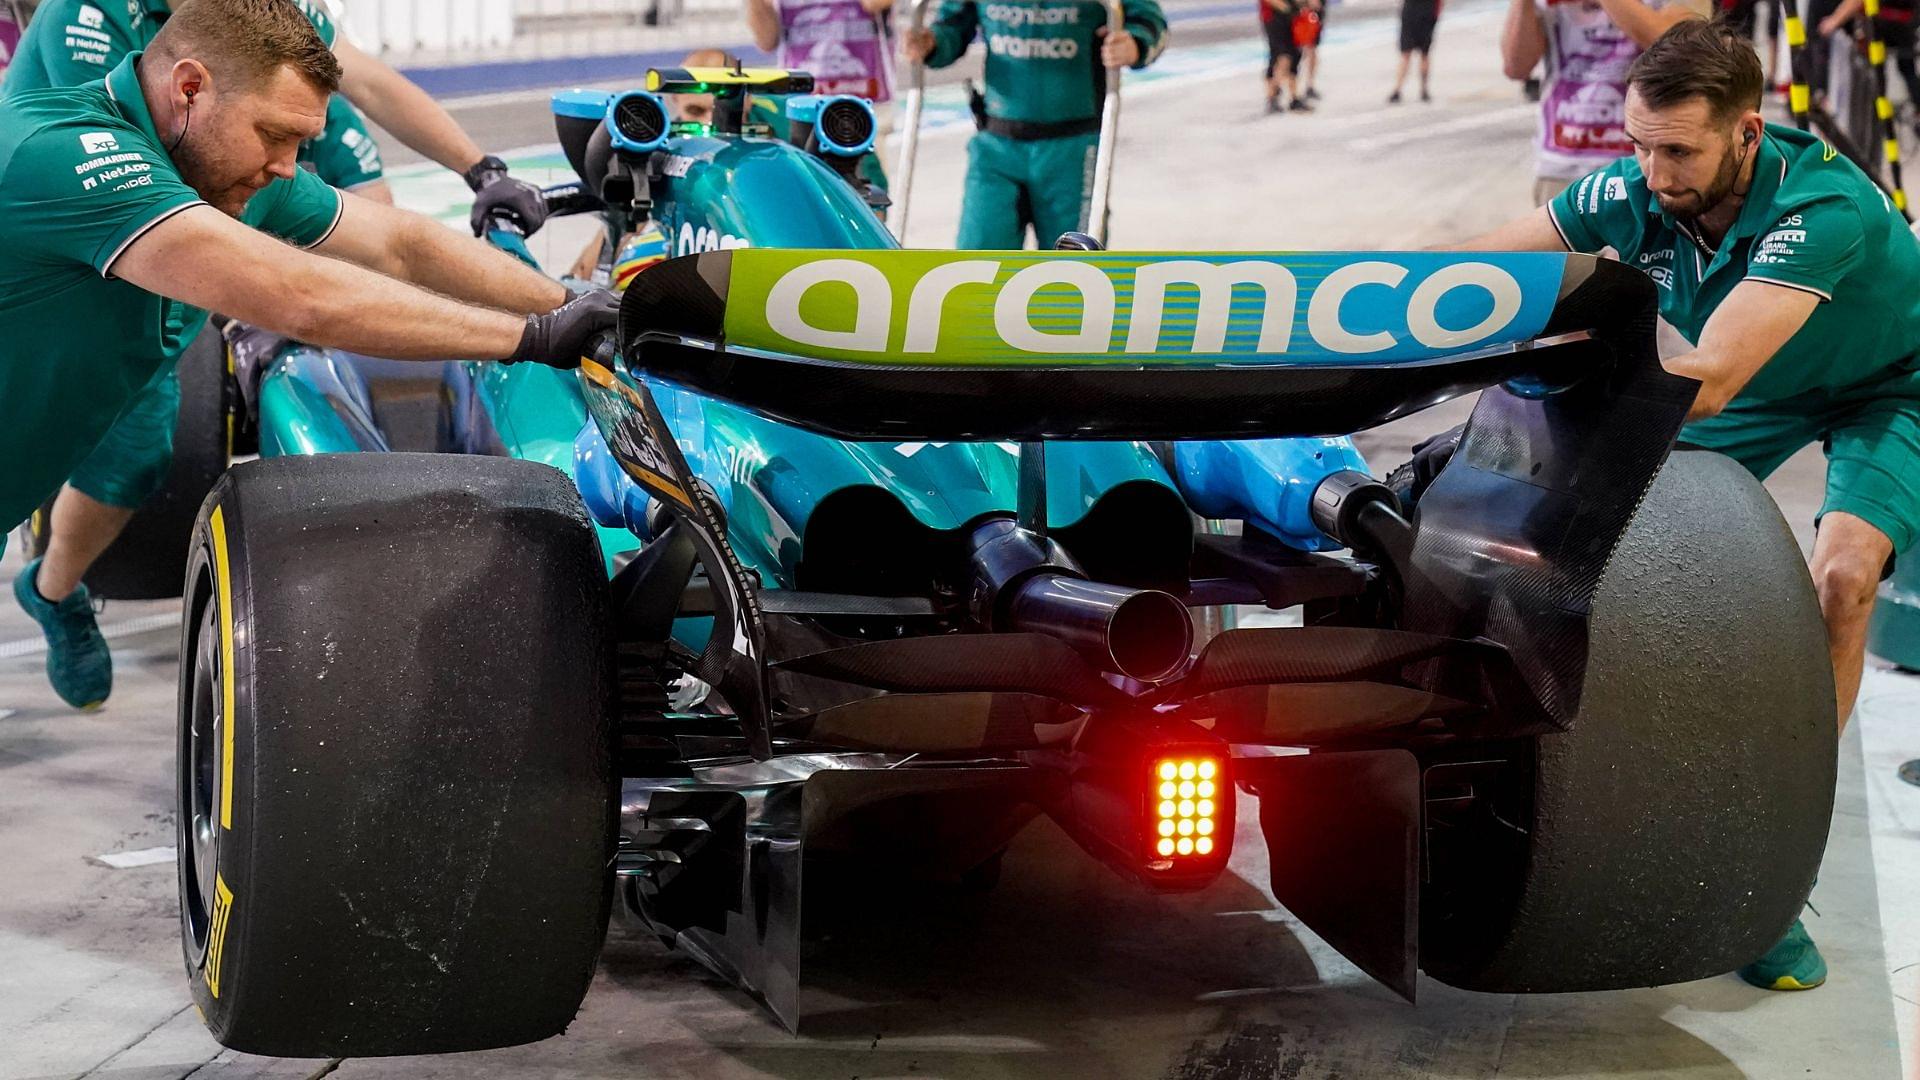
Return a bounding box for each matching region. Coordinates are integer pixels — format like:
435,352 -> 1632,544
1501,0 -> 1546,79
339,44 -> 486,175
1593,0 -> 1701,49
397,218 -> 569,314
1664,350 -> 1736,420
745,0 -> 782,50
290,256 -> 525,359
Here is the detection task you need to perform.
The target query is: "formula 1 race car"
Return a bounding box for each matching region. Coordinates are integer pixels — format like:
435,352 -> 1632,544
174,68 -> 1838,1058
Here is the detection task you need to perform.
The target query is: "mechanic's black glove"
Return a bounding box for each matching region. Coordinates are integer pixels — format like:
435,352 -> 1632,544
465,154 -> 550,238
508,289 -> 620,369
1385,422 -> 1465,513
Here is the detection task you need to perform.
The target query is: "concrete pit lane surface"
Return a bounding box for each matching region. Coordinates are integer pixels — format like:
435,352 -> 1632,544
4,1 -> 1920,1076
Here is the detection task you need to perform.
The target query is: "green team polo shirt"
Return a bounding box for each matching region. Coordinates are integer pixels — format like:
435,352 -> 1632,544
1548,123 -> 1920,404
2,0 -> 335,95
926,0 -> 1167,124
0,51 -> 344,526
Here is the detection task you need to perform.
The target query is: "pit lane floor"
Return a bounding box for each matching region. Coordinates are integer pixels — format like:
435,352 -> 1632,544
5,4 -> 1920,1076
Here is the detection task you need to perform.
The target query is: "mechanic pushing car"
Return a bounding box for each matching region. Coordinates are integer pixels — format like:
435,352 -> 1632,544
4,0 -> 552,710
0,0 -> 619,652
1456,19 -> 1920,993
901,0 -> 1167,248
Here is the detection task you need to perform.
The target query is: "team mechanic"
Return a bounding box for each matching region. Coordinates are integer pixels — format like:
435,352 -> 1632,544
0,0 -> 618,684
1454,20 -> 1919,993
5,0 -> 551,710
902,0 -> 1166,248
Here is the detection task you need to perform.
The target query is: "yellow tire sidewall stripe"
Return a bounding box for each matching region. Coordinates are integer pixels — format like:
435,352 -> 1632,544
206,872 -> 235,999
210,505 -> 238,832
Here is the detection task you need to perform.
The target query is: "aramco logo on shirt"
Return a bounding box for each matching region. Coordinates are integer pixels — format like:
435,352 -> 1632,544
721,250 -> 1566,365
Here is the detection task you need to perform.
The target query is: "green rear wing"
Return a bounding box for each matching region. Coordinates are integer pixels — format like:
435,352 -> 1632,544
613,249 -> 1664,440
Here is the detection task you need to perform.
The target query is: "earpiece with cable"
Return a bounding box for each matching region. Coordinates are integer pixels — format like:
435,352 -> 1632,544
169,86 -> 196,154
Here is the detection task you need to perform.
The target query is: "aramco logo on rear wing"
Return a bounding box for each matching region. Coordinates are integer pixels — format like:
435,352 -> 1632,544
721,251 -> 1567,365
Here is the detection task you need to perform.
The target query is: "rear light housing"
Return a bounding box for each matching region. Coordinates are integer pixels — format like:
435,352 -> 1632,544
1054,714 -> 1233,890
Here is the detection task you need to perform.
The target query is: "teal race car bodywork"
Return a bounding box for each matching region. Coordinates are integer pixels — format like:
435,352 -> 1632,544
200,68 -> 1834,1042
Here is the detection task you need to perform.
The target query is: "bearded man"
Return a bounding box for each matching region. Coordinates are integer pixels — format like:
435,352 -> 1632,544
1453,18 -> 1920,992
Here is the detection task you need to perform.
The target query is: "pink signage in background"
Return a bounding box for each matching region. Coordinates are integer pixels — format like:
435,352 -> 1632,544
0,4 -> 21,80
778,0 -> 894,104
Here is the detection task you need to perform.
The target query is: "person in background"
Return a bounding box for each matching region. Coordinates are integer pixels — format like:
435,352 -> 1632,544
747,0 -> 894,102
1389,0 -> 1440,102
1501,0 -> 1708,205
746,0 -> 895,168
0,0 -> 33,79
1298,0 -> 1325,101
1263,0 -> 1312,112
570,48 -> 729,282
902,0 -> 1168,248
1819,0 -> 1920,139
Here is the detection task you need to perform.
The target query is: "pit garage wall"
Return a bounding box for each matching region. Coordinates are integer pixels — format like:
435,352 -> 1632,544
342,0 -> 743,61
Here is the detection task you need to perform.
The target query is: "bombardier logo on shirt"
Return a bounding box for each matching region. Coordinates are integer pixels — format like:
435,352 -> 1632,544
65,4 -> 114,67
1753,215 -> 1809,265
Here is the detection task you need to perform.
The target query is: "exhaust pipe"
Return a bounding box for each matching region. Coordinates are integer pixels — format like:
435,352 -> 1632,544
1007,576 -> 1192,683
968,518 -> 1194,682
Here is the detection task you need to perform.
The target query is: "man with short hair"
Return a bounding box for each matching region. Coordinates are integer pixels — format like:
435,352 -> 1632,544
1460,19 -> 1920,991
0,0 -> 617,703
1500,0 -> 1708,206
5,0 -> 552,710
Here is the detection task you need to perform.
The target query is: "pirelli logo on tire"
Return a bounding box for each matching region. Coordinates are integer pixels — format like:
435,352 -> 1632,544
206,873 -> 236,999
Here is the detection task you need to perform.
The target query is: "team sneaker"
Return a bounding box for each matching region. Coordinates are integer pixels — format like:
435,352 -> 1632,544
1388,90 -> 1403,103
1738,917 -> 1828,991
1289,97 -> 1314,112
1267,94 -> 1283,114
12,559 -> 112,710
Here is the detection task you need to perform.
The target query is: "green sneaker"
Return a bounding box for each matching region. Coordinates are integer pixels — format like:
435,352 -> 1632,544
1739,917 -> 1827,991
12,559 -> 112,710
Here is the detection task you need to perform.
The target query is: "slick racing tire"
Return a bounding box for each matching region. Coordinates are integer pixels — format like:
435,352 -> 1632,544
177,453 -> 617,1057
22,326 -> 233,600
1420,450 -> 1836,992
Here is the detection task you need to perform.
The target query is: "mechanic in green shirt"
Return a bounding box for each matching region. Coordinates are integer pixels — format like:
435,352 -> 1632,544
1461,19 -> 1919,994
0,0 -> 617,703
902,0 -> 1167,248
4,0 -> 554,712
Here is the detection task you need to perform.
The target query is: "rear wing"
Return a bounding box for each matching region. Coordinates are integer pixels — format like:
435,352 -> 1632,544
646,66 -> 816,96
593,249 -> 1698,758
615,249 -> 1662,440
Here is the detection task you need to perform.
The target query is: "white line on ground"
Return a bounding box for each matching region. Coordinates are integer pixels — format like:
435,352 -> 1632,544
0,612 -> 180,661
1855,667 -> 1920,1080
92,847 -> 177,871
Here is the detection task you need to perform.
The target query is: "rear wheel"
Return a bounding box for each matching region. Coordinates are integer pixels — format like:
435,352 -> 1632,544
1420,450 -> 1837,991
23,326 -> 232,600
177,453 -> 617,1056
